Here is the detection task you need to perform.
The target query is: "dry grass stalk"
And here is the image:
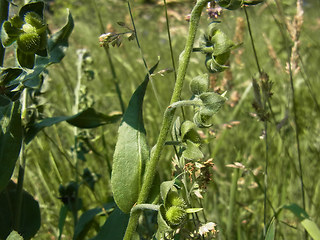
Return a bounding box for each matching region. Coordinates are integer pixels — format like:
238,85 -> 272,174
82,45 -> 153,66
286,0 -> 304,76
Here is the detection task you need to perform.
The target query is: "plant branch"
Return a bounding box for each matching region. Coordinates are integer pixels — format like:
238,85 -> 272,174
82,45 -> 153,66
123,1 -> 209,239
92,0 -> 125,113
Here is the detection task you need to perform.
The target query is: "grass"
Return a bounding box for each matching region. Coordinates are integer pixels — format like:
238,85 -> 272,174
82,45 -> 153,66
9,0 -> 320,239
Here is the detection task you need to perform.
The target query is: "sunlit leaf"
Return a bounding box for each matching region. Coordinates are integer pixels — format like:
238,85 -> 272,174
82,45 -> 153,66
111,60 -> 159,213
25,108 -> 121,144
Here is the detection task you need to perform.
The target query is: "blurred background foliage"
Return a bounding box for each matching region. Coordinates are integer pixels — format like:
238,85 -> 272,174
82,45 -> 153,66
5,0 -> 320,239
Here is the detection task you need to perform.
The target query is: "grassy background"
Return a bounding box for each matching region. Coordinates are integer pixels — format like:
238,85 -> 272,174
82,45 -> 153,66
8,0 -> 320,239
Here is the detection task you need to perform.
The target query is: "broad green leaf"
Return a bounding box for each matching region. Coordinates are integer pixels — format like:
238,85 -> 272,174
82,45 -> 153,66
90,207 -> 129,240
25,108 -> 121,144
182,140 -> 204,160
111,60 -> 159,213
265,218 -> 276,240
0,181 -> 41,240
6,231 -> 24,240
0,101 -> 22,192
282,204 -> 320,240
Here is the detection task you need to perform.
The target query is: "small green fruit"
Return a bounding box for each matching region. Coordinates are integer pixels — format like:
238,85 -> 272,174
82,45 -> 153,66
166,191 -> 187,208
165,206 -> 187,226
17,32 -> 40,53
24,12 -> 45,29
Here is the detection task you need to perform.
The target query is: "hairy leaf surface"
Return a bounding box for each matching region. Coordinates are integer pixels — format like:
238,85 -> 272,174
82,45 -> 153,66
111,60 -> 159,213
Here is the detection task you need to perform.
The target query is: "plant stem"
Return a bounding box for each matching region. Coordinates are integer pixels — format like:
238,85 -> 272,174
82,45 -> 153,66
0,0 -> 9,66
243,6 -> 269,237
226,168 -> 240,240
127,0 -> 162,111
92,0 -> 125,113
123,1 -> 209,239
14,89 -> 28,230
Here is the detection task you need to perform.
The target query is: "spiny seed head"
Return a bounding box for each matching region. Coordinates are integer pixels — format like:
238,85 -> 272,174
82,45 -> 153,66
166,191 -> 187,208
165,206 -> 187,226
24,12 -> 44,29
17,32 -> 40,53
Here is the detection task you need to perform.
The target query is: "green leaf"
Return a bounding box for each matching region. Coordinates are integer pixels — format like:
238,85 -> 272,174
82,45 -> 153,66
73,207 -> 103,240
182,140 -> 204,160
0,21 -> 22,47
47,10 -> 74,64
66,108 -> 122,128
58,205 -> 68,240
156,205 -> 173,239
200,91 -> 227,115
185,208 -> 203,213
160,180 -> 175,202
25,108 -> 121,144
282,204 -> 320,240
181,120 -> 201,143
0,181 -> 41,240
17,48 -> 35,69
90,207 -> 129,240
6,231 -> 24,240
111,60 -> 159,213
19,2 -> 45,20
189,73 -> 208,95
0,68 -> 23,86
265,218 -> 276,240
0,101 -> 22,193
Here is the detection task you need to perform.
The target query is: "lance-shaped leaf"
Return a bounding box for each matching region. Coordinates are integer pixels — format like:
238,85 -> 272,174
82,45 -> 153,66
0,101 -> 22,193
111,60 -> 159,213
25,108 -> 121,144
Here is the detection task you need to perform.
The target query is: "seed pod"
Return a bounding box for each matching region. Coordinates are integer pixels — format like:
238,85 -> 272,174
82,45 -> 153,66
165,206 -> 187,226
166,191 -> 187,209
24,12 -> 45,29
17,32 -> 40,53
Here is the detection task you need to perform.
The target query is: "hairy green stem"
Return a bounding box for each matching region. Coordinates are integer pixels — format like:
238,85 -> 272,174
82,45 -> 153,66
0,0 -> 9,66
123,1 -> 209,239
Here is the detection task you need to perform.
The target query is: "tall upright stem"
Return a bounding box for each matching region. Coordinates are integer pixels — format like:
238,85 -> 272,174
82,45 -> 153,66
0,0 -> 10,66
123,1 -> 209,239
